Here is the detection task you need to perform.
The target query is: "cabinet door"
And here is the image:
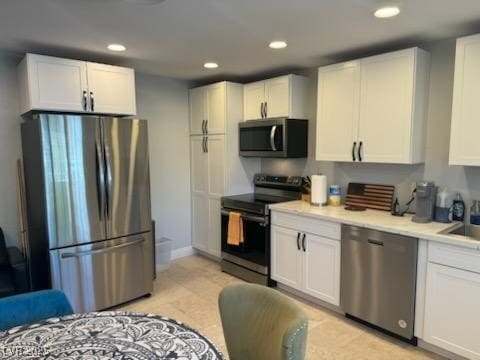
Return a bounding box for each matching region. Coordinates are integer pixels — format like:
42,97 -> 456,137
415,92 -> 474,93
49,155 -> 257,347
244,81 -> 265,120
190,87 -> 207,135
358,50 -> 415,163
26,54 -> 88,113
208,197 -> 221,257
302,234 -> 341,305
206,83 -> 226,134
265,76 -> 290,118
86,62 -> 136,115
271,225 -> 302,290
190,136 -> 208,194
191,193 -> 209,252
450,34 -> 480,166
207,135 -> 225,197
316,62 -> 360,161
424,263 -> 480,359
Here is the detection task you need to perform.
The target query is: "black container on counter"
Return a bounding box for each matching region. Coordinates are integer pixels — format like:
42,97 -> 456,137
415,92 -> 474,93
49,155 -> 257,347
452,193 -> 465,222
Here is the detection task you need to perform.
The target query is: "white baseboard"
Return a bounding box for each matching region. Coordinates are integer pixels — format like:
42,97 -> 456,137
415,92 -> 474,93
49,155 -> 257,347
171,246 -> 196,260
155,242 -> 196,272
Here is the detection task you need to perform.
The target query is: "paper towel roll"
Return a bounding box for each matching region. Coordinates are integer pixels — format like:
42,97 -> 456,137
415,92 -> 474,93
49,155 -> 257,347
311,175 -> 327,206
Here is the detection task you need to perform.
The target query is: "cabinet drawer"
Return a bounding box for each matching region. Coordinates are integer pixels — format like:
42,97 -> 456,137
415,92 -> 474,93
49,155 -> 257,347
428,242 -> 480,274
271,211 -> 340,240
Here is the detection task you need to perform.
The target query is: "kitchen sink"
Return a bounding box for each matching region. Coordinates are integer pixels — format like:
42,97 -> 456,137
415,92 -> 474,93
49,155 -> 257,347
441,224 -> 480,240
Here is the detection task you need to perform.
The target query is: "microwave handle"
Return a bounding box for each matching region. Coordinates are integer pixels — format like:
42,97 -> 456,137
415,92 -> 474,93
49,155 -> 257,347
270,125 -> 277,151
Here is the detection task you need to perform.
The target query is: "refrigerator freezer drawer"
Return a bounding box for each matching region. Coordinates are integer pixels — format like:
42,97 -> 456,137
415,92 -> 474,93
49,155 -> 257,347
50,233 -> 153,313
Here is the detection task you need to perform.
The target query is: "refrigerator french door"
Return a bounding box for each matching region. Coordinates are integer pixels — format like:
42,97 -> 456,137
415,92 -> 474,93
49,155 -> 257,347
21,114 -> 153,312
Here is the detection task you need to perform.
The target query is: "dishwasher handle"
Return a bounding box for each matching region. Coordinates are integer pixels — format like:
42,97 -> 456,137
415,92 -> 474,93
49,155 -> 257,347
367,239 -> 384,246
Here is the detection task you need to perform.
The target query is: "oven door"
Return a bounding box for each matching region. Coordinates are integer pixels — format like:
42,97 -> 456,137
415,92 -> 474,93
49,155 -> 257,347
221,209 -> 269,274
239,118 -> 285,157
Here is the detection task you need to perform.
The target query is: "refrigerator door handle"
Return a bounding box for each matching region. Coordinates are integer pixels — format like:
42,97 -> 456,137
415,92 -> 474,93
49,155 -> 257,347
95,139 -> 106,220
104,143 -> 113,220
61,237 -> 145,259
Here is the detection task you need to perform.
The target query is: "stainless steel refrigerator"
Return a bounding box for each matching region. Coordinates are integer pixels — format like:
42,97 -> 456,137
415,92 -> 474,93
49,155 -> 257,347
21,113 -> 153,313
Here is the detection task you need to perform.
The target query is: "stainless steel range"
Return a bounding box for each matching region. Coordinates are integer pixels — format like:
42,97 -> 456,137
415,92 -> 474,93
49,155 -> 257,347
220,174 -> 303,286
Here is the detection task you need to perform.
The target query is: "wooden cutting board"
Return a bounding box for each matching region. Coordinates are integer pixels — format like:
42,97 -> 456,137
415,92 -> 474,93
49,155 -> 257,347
345,183 -> 395,211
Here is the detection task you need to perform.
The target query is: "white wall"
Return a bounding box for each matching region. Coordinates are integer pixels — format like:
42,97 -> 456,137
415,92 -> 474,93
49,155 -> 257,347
135,74 -> 192,250
0,53 -> 23,247
262,38 -> 480,215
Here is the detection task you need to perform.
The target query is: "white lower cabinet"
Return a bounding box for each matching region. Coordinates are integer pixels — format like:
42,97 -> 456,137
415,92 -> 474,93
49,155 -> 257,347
423,262 -> 480,359
271,211 -> 341,306
303,233 -> 341,304
271,226 -> 303,290
191,194 -> 208,252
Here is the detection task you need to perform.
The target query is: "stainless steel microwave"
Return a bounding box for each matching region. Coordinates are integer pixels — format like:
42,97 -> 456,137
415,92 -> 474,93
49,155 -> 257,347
239,118 -> 308,158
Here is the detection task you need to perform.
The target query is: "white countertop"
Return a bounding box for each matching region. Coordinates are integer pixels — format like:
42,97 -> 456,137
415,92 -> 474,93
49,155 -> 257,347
269,200 -> 480,250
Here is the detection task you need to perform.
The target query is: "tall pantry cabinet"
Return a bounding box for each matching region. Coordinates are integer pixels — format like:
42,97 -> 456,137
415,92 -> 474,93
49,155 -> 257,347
189,82 -> 260,257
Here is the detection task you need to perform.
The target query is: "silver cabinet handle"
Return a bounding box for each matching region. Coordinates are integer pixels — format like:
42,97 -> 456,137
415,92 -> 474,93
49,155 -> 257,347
90,92 -> 95,112
264,102 -> 267,118
61,238 -> 145,258
270,125 -> 277,151
296,232 -> 301,250
82,91 -> 88,111
302,233 -> 306,252
201,120 -> 205,134
205,136 -> 208,153
260,102 -> 264,118
202,136 -> 206,153
352,141 -> 357,161
205,120 -> 208,134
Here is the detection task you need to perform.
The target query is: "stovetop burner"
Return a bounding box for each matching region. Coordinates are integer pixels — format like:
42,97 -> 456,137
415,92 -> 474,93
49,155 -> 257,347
221,174 -> 304,215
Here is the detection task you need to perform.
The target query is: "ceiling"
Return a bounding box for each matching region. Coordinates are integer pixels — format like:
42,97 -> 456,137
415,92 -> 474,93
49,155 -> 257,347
1,0 -> 480,81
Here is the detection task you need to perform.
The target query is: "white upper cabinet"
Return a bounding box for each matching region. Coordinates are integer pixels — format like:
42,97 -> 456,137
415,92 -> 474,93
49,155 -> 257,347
207,83 -> 226,134
189,86 -> 208,135
243,81 -> 265,121
18,53 -> 136,115
449,34 -> 480,166
189,82 -> 226,135
316,61 -> 360,161
264,76 -> 290,118
18,55 -> 88,114
243,74 -> 308,120
86,62 -> 136,115
316,48 -> 430,164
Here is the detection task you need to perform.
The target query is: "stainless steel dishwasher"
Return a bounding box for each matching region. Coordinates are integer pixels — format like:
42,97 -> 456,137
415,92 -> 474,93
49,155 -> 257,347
341,225 -> 418,342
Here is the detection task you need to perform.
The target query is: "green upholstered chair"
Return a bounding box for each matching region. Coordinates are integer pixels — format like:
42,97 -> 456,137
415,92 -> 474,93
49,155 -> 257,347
218,283 -> 308,360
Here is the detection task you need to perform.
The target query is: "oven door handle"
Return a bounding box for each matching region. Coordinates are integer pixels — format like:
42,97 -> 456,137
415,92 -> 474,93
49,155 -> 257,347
221,209 -> 268,225
270,125 -> 278,151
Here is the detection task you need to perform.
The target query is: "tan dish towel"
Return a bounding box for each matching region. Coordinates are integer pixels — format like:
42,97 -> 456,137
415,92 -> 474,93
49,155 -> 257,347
227,212 -> 244,246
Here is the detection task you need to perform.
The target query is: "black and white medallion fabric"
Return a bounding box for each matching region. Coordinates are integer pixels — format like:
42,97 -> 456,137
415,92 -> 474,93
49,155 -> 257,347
0,311 -> 224,359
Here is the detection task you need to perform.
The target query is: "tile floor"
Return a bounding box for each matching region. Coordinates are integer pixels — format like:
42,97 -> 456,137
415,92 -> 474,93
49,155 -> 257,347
119,255 -> 444,360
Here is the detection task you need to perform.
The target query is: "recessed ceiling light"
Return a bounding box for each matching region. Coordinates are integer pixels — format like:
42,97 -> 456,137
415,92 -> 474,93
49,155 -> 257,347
107,44 -> 126,52
374,6 -> 400,18
269,41 -> 288,49
204,62 -> 219,69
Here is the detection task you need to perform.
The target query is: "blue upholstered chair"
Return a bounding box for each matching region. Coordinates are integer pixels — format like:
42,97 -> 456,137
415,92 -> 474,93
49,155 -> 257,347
0,290 -> 74,331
